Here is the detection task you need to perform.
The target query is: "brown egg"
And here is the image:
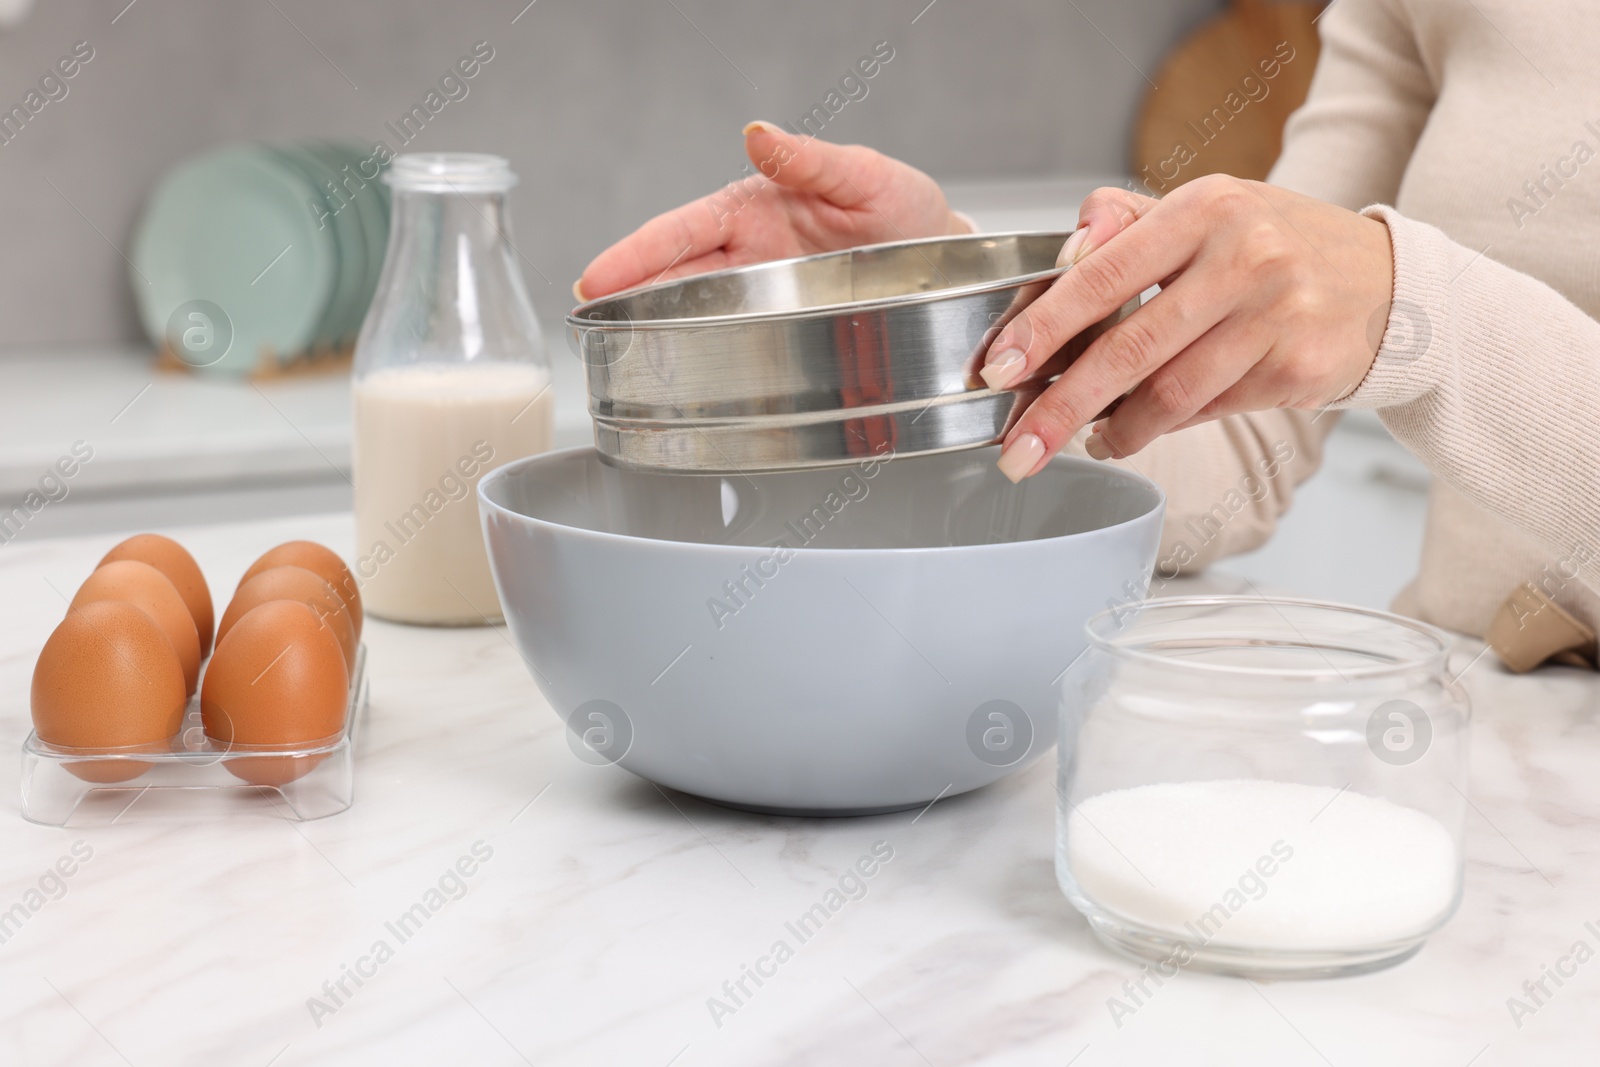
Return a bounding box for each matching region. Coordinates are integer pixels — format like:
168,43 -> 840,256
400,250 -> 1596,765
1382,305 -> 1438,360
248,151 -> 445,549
218,566 -> 357,676
99,533 -> 214,656
239,541 -> 362,639
32,599 -> 187,783
202,600 -> 349,785
72,560 -> 201,696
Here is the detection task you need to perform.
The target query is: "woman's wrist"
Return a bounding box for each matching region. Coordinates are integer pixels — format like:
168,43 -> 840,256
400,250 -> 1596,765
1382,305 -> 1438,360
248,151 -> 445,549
1331,207 -> 1434,411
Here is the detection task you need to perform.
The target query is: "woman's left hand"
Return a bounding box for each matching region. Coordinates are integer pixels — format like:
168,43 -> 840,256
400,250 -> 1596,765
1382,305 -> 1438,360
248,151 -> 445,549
982,174 -> 1396,481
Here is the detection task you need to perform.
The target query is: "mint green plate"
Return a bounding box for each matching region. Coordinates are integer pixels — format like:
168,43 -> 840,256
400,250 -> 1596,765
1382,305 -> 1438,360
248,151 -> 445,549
132,145 -> 337,376
327,142 -> 391,344
288,143 -> 368,347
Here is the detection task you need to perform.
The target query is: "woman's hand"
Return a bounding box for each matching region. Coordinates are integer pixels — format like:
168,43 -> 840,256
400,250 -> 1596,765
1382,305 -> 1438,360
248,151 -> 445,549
983,175 -> 1395,482
575,122 -> 969,301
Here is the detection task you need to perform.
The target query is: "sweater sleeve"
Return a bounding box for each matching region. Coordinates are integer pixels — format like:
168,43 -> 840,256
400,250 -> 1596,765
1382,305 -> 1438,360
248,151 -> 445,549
1074,0 -> 1437,575
1071,407 -> 1333,575
1334,208 -> 1600,588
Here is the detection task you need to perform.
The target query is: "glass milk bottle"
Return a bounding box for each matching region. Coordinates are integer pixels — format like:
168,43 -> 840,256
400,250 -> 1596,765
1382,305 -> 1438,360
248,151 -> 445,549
353,153 -> 553,625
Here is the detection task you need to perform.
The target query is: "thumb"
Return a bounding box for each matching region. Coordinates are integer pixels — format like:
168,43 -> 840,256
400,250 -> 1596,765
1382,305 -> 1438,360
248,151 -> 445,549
742,120 -> 884,207
1058,186 -> 1159,266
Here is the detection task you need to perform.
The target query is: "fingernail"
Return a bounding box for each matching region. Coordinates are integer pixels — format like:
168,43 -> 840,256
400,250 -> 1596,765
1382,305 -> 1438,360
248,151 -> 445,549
980,347 -> 1027,390
997,433 -> 1045,483
572,279 -> 587,303
1084,433 -> 1112,460
1056,227 -> 1093,268
743,120 -> 784,137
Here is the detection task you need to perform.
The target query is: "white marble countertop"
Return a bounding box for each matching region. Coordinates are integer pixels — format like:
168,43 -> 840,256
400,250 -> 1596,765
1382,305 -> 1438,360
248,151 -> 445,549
0,344 -> 595,501
0,348 -> 353,499
2,512 -> 1598,1066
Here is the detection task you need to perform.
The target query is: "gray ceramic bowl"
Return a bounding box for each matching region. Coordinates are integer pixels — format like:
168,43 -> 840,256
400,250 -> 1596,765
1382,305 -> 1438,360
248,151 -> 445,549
479,445 -> 1164,815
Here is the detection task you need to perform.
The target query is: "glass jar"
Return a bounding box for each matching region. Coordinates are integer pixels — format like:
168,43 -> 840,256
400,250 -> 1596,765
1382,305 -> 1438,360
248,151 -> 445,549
352,153 -> 553,625
1057,596 -> 1470,979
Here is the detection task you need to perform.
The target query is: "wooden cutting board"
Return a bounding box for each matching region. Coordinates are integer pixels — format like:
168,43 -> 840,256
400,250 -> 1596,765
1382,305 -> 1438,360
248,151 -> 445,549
1132,0 -> 1326,194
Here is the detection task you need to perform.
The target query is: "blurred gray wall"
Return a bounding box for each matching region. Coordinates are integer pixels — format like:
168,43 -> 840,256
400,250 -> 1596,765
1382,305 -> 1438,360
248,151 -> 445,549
0,0 -> 1218,349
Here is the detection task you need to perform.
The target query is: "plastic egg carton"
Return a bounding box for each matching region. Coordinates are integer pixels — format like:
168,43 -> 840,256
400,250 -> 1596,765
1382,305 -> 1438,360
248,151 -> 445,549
19,647 -> 368,826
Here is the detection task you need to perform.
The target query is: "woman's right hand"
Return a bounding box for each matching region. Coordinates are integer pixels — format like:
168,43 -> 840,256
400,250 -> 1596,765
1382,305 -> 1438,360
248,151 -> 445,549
575,121 -> 970,301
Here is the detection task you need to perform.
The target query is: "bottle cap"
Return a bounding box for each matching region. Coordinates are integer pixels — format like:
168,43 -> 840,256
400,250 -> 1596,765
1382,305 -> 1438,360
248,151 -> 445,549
385,153 -> 517,193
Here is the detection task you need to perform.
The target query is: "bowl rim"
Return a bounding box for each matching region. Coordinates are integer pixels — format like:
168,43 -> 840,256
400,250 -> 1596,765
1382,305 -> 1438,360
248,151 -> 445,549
1083,594 -> 1455,681
477,445 -> 1165,558
565,230 -> 1074,331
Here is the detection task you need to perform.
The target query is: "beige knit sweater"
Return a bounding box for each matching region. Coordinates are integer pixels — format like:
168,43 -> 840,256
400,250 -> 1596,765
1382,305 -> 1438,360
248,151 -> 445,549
1083,0 -> 1600,640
